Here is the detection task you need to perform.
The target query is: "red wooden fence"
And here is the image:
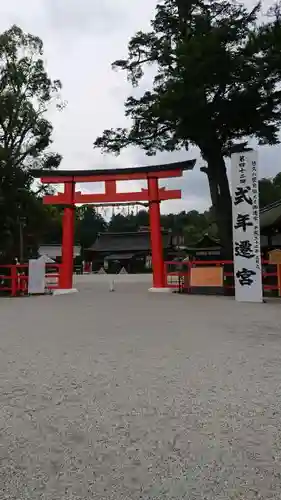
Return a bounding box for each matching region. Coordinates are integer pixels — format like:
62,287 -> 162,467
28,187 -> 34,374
0,263 -> 61,297
165,260 -> 280,295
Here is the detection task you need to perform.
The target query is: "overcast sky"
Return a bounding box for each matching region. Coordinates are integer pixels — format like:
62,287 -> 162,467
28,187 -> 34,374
1,0 -> 281,214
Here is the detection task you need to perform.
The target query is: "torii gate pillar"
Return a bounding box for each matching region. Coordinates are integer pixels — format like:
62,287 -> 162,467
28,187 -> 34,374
59,182 -> 75,290
148,177 -> 165,288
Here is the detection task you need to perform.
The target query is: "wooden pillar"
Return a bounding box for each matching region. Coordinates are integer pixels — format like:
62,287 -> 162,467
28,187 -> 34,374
148,177 -> 165,288
60,182 -> 75,289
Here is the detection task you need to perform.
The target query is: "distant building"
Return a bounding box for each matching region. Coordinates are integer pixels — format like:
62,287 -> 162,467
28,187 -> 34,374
185,234 -> 222,261
260,200 -> 281,251
183,199 -> 281,261
86,230 -> 175,273
38,244 -> 81,260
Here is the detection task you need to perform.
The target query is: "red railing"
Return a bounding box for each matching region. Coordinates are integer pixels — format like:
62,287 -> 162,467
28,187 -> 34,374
165,260 -> 280,294
0,263 -> 61,297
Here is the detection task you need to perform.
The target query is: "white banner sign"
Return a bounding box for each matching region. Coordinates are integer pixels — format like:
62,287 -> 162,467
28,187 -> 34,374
28,258 -> 46,295
231,150 -> 262,302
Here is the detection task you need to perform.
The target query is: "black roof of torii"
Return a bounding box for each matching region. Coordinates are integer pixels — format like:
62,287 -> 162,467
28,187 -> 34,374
32,159 -> 196,179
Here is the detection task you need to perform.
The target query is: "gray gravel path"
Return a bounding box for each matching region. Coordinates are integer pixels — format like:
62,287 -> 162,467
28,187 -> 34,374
1,278 -> 281,499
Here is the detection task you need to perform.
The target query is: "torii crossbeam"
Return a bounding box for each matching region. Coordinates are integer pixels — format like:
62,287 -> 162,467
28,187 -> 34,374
33,160 -> 196,291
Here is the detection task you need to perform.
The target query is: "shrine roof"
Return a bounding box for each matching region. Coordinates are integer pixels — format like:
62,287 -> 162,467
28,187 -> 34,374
186,233 -> 221,250
87,231 -> 172,252
260,200 -> 281,231
32,159 -> 196,179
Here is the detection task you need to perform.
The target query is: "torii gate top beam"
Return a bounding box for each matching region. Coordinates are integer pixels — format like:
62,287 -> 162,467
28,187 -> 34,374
33,160 -> 195,184
33,159 -> 196,205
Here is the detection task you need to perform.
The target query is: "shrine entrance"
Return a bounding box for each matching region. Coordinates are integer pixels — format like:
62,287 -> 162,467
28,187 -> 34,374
33,160 -> 195,291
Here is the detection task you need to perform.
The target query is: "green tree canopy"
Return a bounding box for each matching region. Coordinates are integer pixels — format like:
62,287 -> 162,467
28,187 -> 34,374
94,0 -> 281,256
0,25 -> 64,260
77,206 -> 108,250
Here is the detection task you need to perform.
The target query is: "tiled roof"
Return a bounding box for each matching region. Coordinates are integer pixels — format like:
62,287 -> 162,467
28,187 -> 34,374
88,231 -> 172,252
260,200 -> 281,230
192,234 -> 221,248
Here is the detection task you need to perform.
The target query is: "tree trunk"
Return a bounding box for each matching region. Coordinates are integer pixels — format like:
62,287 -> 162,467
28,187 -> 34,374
201,146 -> 233,258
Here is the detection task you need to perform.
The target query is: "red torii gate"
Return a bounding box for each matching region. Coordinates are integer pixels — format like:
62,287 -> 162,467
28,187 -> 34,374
34,160 -> 195,291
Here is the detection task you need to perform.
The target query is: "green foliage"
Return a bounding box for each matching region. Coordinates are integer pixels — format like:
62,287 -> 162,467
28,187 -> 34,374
94,0 -> 281,255
108,210 -> 150,232
39,205 -> 63,245
0,25 -> 65,260
76,206 -> 108,250
80,207 -> 215,247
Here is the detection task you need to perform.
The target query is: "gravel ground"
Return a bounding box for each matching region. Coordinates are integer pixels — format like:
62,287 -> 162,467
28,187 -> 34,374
1,276 -> 281,499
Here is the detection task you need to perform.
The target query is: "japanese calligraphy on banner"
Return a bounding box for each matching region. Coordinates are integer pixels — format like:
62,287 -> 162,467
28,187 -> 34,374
231,150 -> 262,302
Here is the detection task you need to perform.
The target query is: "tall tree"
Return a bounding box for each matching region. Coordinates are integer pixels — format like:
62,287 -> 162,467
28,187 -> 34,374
0,25 -> 64,260
94,0 -> 281,256
77,206 -> 107,250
